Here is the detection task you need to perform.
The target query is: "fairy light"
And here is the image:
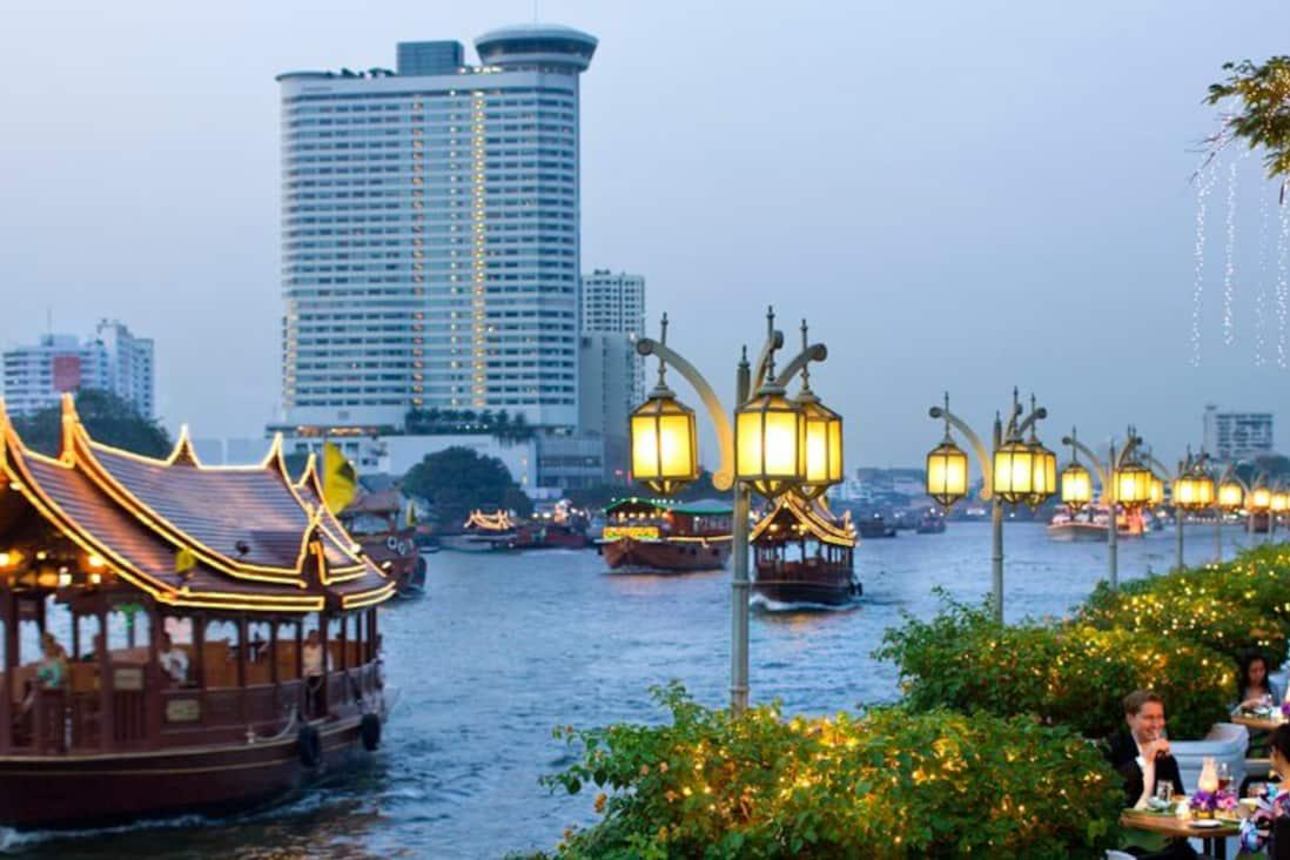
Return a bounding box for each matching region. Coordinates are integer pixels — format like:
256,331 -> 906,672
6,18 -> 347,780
1256,190 -> 1271,366
1277,199 -> 1289,368
1191,161 -> 1220,366
1221,158 -> 1239,346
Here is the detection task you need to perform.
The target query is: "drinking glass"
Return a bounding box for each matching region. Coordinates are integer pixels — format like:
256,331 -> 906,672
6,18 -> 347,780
1218,762 -> 1232,792
1156,781 -> 1174,804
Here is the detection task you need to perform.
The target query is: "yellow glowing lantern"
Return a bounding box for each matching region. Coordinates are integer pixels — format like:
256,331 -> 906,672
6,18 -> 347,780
1250,487 -> 1273,512
1149,476 -> 1165,506
1273,492 -> 1290,513
927,438 -> 969,507
992,440 -> 1037,504
1060,462 -> 1092,508
1114,463 -> 1153,507
0,550 -> 19,570
1027,441 -> 1058,506
1217,481 -> 1244,511
1173,470 -> 1216,510
630,386 -> 699,496
794,390 -> 844,500
736,382 -> 805,498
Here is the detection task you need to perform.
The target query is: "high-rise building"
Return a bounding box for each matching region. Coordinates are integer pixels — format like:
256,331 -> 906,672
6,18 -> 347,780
2,319 -> 154,418
1203,404 -> 1274,462
580,269 -> 645,407
276,24 -> 597,433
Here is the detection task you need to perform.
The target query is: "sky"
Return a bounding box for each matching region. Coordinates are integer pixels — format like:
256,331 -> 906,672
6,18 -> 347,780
2,0 -> 1289,473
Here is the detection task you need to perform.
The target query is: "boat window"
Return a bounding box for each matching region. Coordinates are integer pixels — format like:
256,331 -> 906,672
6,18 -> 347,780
277,620 -> 301,681
203,619 -> 241,689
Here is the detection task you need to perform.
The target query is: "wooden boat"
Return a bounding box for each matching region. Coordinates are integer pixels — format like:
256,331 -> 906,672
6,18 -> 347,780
448,509 -> 590,551
0,396 -> 396,829
856,515 -> 897,539
338,487 -> 426,597
1047,504 -> 1145,541
914,512 -> 946,534
599,498 -> 732,573
751,495 -> 860,607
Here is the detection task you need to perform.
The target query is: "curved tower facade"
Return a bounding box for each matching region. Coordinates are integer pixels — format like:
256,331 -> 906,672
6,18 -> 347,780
277,25 -> 596,430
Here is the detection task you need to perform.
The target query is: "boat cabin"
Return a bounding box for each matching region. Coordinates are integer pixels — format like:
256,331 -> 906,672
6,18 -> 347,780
602,498 -> 733,542
750,495 -> 858,605
0,397 -> 394,764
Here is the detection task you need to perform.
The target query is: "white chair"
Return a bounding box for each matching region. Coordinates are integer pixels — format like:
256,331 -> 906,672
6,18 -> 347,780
1171,722 -> 1249,791
1105,851 -> 1137,859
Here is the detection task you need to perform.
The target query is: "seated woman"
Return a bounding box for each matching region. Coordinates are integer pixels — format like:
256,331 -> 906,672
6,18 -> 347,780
1237,651 -> 1283,758
1241,724 -> 1290,858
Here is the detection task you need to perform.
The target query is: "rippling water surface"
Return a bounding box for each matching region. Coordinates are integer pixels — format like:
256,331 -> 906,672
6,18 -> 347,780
9,523 -> 1264,858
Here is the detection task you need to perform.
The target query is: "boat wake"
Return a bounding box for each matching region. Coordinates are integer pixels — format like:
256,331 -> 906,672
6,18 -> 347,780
751,594 -> 861,614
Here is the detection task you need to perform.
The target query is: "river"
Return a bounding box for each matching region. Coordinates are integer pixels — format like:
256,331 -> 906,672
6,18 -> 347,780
6,522 -> 1266,858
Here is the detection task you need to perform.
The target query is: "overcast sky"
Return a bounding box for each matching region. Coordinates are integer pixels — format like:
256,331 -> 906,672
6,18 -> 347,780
2,0 -> 1288,471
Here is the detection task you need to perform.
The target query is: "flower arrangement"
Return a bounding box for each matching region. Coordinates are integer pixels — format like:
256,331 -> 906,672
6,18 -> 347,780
1189,789 -> 1238,814
1280,701 -> 1290,719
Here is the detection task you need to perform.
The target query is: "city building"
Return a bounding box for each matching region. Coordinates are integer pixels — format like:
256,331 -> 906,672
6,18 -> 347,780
581,269 -> 645,405
1203,404 -> 1275,462
276,24 -> 597,433
577,333 -> 635,480
2,319 -> 154,417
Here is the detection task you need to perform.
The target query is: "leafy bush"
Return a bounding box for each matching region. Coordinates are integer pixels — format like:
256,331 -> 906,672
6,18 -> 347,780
876,598 -> 1233,739
1080,560 -> 1289,669
538,683 -> 1123,859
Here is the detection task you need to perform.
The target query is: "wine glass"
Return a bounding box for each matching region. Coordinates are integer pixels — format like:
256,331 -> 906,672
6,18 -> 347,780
1156,780 -> 1175,804
1217,762 -> 1232,793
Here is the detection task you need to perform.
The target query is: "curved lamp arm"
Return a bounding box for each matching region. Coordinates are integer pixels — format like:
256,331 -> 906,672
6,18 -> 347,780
929,405 -> 995,499
772,344 -> 829,389
1061,435 -> 1110,489
636,337 -> 735,491
751,329 -> 786,392
1015,406 -> 1048,439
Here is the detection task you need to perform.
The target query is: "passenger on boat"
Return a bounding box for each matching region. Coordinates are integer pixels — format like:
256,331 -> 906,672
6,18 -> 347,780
303,629 -> 327,716
21,635 -> 68,713
158,633 -> 190,686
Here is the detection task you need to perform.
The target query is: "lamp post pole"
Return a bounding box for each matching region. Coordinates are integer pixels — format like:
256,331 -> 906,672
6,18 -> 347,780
729,353 -> 751,714
929,392 -> 1047,624
636,318 -> 826,715
1063,429 -> 1141,590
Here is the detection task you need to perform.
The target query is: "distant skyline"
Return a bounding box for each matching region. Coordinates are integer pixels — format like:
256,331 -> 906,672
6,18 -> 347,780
2,1 -> 1289,473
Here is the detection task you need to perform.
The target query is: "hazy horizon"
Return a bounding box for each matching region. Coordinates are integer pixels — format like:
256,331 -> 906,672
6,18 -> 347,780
3,0 -> 1289,473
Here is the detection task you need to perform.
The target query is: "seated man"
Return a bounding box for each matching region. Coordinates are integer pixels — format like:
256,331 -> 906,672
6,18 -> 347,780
157,633 -> 189,686
1105,689 -> 1195,859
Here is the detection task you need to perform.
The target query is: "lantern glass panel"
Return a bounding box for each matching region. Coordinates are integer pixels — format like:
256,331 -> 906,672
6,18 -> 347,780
1218,482 -> 1244,510
993,442 -> 1036,503
1061,464 -> 1092,506
1273,493 -> 1289,513
1252,487 -> 1273,511
736,389 -> 805,498
927,442 -> 969,507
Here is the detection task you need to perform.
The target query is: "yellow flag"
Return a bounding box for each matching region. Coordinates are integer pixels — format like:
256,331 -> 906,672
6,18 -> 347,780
175,546 -> 196,574
322,440 -> 358,515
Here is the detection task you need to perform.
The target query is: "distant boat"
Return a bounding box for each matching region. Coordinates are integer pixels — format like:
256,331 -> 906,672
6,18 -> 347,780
856,515 -> 897,539
599,498 -> 732,573
751,495 -> 860,607
1047,504 -> 1144,542
915,511 -> 947,534
338,487 -> 426,597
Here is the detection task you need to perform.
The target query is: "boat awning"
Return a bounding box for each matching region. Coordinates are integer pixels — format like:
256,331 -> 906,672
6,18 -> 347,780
749,494 -> 856,548
0,396 -> 394,613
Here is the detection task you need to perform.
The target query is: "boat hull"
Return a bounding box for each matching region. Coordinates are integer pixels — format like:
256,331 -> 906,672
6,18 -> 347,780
602,537 -> 730,572
753,578 -> 860,606
0,714 -> 376,829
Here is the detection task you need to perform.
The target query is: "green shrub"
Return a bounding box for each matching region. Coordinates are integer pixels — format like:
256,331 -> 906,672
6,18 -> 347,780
876,598 -> 1233,739
539,683 -> 1123,859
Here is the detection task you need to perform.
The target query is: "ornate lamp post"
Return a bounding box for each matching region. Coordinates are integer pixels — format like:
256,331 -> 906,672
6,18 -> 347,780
1215,469 -> 1250,561
925,389 -> 1053,622
631,309 -> 835,714
1061,427 -> 1147,589
1172,450 -> 1216,570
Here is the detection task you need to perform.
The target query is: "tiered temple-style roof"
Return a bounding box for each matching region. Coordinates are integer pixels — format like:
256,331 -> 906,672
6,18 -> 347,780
0,396 -> 394,612
749,494 -> 857,548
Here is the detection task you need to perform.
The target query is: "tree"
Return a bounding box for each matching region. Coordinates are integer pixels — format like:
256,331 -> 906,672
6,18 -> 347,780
10,389 -> 171,458
402,446 -> 532,526
1206,57 -> 1290,197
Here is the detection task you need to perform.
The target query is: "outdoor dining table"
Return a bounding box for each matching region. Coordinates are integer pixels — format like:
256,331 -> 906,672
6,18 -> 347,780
1120,809 -> 1240,859
1232,711 -> 1285,732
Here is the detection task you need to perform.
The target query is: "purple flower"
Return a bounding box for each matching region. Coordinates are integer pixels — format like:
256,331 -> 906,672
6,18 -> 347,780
1280,701 -> 1290,718
1217,789 -> 1239,811
1190,790 -> 1218,811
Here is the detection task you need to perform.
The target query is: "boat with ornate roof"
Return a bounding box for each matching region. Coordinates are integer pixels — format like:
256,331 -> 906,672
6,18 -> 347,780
751,495 -> 860,607
598,498 -> 732,573
0,395 -> 396,829
339,487 -> 425,597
